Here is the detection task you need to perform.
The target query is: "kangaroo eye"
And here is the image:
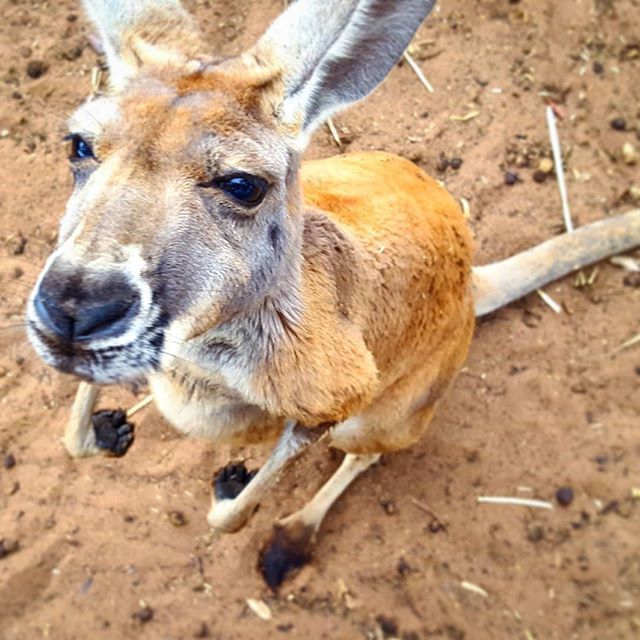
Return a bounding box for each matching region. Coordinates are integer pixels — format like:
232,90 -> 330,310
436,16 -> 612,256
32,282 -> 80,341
216,174 -> 268,206
66,134 -> 95,161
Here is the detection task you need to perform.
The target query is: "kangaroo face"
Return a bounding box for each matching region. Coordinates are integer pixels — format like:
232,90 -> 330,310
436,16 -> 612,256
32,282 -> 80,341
27,0 -> 436,385
27,70 -> 297,384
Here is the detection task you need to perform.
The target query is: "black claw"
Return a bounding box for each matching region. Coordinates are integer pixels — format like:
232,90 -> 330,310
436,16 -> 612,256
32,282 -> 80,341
92,409 -> 135,457
259,523 -> 314,591
213,462 -> 257,501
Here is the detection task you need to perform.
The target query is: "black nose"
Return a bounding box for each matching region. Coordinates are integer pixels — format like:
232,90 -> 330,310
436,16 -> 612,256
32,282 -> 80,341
34,268 -> 141,343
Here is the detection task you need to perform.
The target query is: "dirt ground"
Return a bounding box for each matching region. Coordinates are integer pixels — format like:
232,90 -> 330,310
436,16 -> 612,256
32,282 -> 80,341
0,1 -> 639,638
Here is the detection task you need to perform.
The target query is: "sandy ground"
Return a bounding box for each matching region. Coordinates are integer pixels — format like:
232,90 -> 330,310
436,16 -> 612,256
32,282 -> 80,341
1,1 -> 639,638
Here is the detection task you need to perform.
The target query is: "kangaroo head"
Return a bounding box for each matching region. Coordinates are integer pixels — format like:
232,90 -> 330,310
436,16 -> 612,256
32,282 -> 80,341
27,0 -> 436,384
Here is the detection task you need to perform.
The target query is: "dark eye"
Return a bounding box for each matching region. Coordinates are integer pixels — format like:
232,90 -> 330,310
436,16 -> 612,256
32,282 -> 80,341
65,134 -> 95,161
216,174 -> 269,206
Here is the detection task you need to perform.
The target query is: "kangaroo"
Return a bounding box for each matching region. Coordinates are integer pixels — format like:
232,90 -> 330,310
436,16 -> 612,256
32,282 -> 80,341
26,0 -> 640,589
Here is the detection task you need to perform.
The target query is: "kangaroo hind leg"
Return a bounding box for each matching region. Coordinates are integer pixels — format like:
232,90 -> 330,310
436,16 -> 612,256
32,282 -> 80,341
259,452 -> 380,589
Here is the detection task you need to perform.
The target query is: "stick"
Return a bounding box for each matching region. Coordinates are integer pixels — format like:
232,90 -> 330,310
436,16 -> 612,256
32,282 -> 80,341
126,394 -> 154,418
403,51 -> 434,93
477,496 -> 554,510
536,288 -> 562,314
326,118 -> 342,149
546,106 -> 574,233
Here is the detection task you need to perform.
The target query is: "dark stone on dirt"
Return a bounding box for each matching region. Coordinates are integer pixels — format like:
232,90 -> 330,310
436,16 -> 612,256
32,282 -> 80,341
193,622 -> 209,638
376,615 -> 399,638
522,309 -> 540,328
555,487 -> 574,506
11,233 -> 27,255
213,462 -> 257,500
167,510 -> 187,527
450,157 -> 463,170
133,605 -> 154,624
436,153 -> 449,172
623,272 -> 640,288
610,117 -> 627,131
379,497 -> 397,515
3,453 -> 16,469
428,519 -> 445,533
635,365 -> 640,376
276,624 -> 294,633
91,410 -> 134,456
527,525 -> 545,542
504,171 -> 520,185
592,61 -> 604,74
0,538 -> 19,559
26,60 -> 48,79
533,170 -> 547,183
397,557 -> 412,576
61,46 -> 84,61
66,13 -> 78,22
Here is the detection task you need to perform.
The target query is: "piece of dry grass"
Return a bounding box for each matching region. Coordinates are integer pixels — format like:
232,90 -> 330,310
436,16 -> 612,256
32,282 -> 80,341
246,598 -> 272,621
403,51 -> 434,93
460,581 -> 488,597
326,118 -> 342,149
477,496 -> 554,510
546,106 -> 574,233
536,288 -> 562,314
126,395 -> 154,419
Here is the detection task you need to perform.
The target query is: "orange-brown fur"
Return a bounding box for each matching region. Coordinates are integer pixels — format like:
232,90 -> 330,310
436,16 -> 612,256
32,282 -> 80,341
245,152 -> 474,449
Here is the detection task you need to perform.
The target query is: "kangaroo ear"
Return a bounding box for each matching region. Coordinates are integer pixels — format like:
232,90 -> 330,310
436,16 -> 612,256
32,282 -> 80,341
82,0 -> 205,90
244,0 -> 437,149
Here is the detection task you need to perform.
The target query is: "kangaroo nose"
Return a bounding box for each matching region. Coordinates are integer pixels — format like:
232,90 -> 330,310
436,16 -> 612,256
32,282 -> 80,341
34,270 -> 141,343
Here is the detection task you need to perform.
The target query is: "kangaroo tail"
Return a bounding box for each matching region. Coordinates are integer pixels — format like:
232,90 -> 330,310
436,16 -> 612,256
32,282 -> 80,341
473,208 -> 640,317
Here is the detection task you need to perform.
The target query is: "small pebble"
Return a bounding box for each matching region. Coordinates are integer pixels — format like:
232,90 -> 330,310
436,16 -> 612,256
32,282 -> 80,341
428,519 -> 445,533
532,170 -> 547,184
167,510 -> 187,527
623,272 -> 640,288
66,13 -> 78,22
26,60 -> 48,79
555,487 -> 574,506
0,538 -> 19,558
379,497 -> 397,515
527,525 -> 545,542
3,454 -> 16,469
18,46 -> 32,59
450,157 -> 463,170
610,117 -> 626,131
538,158 -> 554,173
504,171 -> 520,186
635,365 -> 640,376
0,129 -> 10,139
592,61 -> 604,74
436,153 -> 449,172
622,142 -> 638,165
133,605 -> 154,624
193,622 -> 209,638
376,615 -> 399,638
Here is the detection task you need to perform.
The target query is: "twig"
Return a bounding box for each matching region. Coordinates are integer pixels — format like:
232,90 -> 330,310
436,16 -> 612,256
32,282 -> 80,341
326,118 -> 342,149
460,581 -> 488,598
546,106 -> 574,233
536,288 -> 562,314
411,497 -> 445,524
477,496 -> 554,510
403,51 -> 434,93
126,394 -> 154,418
612,333 -> 640,354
